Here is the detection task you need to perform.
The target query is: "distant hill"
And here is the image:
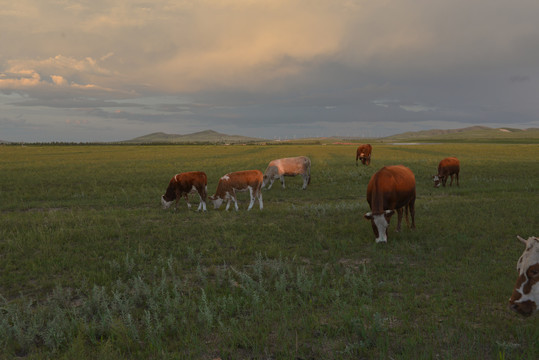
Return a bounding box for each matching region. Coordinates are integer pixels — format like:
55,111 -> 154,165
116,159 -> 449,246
381,126 -> 539,143
124,130 -> 265,144
123,126 -> 539,145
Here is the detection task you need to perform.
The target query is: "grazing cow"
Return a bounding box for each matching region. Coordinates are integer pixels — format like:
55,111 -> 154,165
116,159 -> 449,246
209,170 -> 263,211
433,157 -> 460,187
161,171 -> 207,211
509,235 -> 539,317
262,156 -> 311,190
356,144 -> 372,166
364,165 -> 416,243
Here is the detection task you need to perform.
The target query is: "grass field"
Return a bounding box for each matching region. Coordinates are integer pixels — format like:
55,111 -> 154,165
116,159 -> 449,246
0,143 -> 538,359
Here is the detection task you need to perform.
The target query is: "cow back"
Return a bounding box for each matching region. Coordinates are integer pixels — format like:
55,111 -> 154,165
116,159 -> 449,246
163,171 -> 207,202
217,170 -> 263,193
367,165 -> 416,213
357,144 -> 372,156
438,157 -> 460,175
268,156 -> 310,175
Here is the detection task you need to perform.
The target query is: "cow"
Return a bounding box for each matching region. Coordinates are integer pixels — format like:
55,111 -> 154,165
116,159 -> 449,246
509,235 -> 539,317
433,157 -> 460,187
209,170 -> 263,211
262,156 -> 311,190
363,165 -> 416,243
356,144 -> 372,166
161,171 -> 207,211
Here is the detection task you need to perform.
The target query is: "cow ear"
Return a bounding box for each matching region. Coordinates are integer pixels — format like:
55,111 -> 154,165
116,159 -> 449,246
384,209 -> 395,216
364,212 -> 373,220
517,235 -> 527,245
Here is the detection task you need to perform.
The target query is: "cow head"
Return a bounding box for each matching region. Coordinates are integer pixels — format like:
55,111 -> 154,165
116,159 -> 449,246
262,166 -> 278,188
359,154 -> 371,165
359,153 -> 366,165
261,175 -> 269,189
432,175 -> 443,187
161,195 -> 175,209
509,235 -> 539,317
364,210 -> 395,243
208,195 -> 224,209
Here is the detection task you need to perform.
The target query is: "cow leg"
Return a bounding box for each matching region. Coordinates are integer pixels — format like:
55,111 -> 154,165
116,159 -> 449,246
196,191 -> 207,212
404,205 -> 410,228
409,200 -> 416,229
456,173 -> 459,186
196,186 -> 207,212
232,191 -> 239,211
396,208 -> 403,232
449,174 -> 454,186
258,189 -> 263,210
267,179 -> 274,190
225,193 -> 232,211
184,193 -> 192,209
302,174 -> 308,190
280,176 -> 285,189
247,187 -> 255,211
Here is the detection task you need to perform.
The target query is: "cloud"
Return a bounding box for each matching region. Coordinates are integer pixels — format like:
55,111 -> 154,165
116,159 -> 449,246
510,75 -> 531,83
0,54 -> 135,102
1,0 -> 539,142
399,104 -> 438,113
0,70 -> 41,88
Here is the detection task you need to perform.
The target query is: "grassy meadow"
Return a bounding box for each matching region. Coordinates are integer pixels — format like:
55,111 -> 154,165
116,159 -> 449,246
0,143 -> 538,359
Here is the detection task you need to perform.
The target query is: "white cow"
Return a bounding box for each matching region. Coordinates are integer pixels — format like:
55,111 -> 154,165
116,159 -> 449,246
262,156 -> 311,190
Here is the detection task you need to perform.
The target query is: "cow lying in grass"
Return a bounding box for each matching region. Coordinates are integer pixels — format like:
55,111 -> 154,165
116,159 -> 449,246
262,156 -> 311,190
209,170 -> 263,211
509,235 -> 539,317
161,171 -> 207,211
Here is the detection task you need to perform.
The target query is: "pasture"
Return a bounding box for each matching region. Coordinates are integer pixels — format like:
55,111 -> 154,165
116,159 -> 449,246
0,143 -> 537,359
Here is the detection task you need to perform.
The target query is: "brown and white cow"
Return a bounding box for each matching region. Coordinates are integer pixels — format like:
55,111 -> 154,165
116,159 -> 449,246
509,235 -> 539,317
161,171 -> 207,211
364,165 -> 416,243
262,156 -> 311,190
356,144 -> 372,166
209,170 -> 263,211
433,157 -> 460,187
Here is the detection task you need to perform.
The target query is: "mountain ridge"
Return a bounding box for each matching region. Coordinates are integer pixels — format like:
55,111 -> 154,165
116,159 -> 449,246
123,126 -> 539,144
123,130 -> 264,144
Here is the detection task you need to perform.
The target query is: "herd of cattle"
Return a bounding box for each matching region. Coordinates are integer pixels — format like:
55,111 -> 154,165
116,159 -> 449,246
160,146 -> 537,317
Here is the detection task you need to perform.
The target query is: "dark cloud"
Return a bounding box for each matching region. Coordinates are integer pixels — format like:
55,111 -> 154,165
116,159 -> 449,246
1,0 -> 538,141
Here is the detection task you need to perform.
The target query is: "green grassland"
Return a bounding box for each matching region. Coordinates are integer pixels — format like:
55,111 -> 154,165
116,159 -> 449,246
0,143 -> 537,359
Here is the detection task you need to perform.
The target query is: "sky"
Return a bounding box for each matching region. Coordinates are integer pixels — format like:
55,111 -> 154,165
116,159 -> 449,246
1,0 -> 539,142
